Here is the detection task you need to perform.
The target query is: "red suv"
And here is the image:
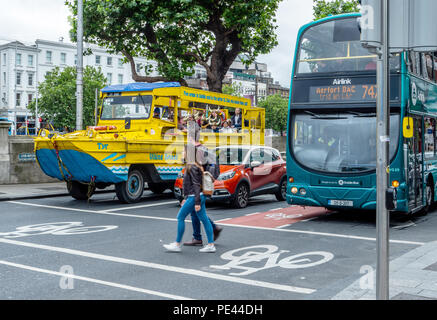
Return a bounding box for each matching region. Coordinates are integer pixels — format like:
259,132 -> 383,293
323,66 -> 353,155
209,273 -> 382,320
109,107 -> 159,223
174,145 -> 287,208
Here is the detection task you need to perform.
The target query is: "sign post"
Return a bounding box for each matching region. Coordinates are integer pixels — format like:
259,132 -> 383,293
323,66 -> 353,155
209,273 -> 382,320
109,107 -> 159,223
375,0 -> 390,300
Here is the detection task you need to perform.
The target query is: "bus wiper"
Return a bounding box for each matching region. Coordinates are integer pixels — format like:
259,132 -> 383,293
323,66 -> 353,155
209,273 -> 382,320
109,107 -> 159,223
344,111 -> 377,118
303,111 -> 347,120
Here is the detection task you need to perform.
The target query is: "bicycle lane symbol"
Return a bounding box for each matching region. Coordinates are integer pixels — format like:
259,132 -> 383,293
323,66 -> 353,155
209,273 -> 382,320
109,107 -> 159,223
209,245 -> 334,276
0,222 -> 118,239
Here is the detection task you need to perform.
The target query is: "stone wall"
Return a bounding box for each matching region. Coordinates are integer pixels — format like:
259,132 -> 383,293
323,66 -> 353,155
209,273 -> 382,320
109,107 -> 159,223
0,121 -> 58,184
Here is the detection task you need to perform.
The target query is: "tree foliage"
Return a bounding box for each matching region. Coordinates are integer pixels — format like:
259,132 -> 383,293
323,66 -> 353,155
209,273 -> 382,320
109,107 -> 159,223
313,0 -> 360,21
28,66 -> 107,130
65,0 -> 281,92
257,94 -> 288,133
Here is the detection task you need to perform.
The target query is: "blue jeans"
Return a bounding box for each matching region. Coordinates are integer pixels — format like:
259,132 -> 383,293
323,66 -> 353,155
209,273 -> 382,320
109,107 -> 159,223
176,195 -> 214,244
191,212 -> 216,241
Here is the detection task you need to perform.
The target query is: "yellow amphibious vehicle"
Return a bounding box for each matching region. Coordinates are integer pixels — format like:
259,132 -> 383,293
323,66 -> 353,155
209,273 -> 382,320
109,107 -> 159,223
34,82 -> 265,203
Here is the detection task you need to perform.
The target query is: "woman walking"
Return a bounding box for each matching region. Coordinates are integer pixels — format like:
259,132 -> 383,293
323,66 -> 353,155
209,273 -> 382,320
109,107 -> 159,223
163,124 -> 216,253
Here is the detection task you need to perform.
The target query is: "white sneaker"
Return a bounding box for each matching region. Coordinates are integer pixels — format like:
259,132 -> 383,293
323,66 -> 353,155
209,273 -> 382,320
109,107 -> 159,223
163,242 -> 181,252
199,244 -> 216,253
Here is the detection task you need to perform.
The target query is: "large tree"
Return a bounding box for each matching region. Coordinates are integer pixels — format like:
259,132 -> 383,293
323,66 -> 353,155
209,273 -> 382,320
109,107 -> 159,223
313,0 -> 360,21
28,66 -> 107,130
258,94 -> 288,134
66,0 -> 281,93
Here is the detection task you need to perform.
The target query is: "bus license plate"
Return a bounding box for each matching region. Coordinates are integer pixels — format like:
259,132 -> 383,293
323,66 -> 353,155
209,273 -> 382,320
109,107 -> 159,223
328,200 -> 353,207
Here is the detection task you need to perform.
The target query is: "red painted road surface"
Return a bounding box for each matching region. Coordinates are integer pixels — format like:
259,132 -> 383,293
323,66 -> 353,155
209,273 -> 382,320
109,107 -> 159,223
218,206 -> 330,229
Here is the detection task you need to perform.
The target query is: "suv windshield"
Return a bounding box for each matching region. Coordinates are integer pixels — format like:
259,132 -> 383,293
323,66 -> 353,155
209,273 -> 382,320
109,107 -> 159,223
291,112 -> 400,173
297,17 -> 400,74
216,147 -> 250,165
101,95 -> 152,120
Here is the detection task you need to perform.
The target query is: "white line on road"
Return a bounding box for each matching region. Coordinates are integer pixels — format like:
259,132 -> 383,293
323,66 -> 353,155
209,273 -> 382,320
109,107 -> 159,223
8,201 -> 178,222
0,259 -> 192,300
7,201 -> 425,246
102,200 -> 179,212
0,238 -> 315,295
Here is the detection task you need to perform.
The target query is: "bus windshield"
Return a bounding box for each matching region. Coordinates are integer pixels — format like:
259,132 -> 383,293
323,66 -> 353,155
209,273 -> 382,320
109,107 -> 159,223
297,17 -> 397,74
292,112 -> 400,174
101,95 -> 153,120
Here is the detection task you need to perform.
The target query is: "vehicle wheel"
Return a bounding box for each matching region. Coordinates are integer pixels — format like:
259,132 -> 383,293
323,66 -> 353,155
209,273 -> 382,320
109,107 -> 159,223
148,182 -> 169,194
67,181 -> 94,200
115,170 -> 144,203
231,183 -> 249,209
275,178 -> 287,201
421,182 -> 434,215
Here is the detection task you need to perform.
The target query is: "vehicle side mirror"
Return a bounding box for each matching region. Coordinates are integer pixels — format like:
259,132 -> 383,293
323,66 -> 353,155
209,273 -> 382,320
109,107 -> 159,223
403,117 -> 413,138
250,160 -> 261,168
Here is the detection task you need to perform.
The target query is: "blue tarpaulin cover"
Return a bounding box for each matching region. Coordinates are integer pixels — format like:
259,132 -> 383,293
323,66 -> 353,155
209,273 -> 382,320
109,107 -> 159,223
101,82 -> 181,93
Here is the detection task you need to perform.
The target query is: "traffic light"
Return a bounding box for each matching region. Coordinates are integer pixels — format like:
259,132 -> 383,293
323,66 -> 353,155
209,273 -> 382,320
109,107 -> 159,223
359,0 -> 437,53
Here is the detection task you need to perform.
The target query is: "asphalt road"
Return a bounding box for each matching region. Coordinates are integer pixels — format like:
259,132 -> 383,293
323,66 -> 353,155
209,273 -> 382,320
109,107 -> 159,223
0,190 -> 436,301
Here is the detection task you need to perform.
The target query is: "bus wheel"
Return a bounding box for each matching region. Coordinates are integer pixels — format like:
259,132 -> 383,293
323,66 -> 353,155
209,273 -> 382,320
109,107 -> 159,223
115,170 -> 144,203
148,182 -> 168,194
422,182 -> 434,215
67,181 -> 94,200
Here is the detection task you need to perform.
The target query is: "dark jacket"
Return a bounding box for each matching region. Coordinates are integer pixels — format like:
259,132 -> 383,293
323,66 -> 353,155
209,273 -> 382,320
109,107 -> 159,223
183,164 -> 203,205
231,114 -> 242,128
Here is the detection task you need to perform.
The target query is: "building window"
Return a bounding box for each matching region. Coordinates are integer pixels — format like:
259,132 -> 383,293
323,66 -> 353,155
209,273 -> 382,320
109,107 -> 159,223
118,74 -> 123,84
136,63 -> 141,73
95,55 -> 101,65
16,72 -> 21,85
2,53 -> 5,66
107,73 -> 112,84
28,94 -> 33,105
28,55 -> 34,67
3,72 -> 6,84
74,54 -> 77,65
107,57 -> 112,66
61,52 -> 67,64
16,53 -> 22,65
28,73 -> 34,86
16,93 -> 21,106
46,51 -> 52,63
118,58 -> 123,68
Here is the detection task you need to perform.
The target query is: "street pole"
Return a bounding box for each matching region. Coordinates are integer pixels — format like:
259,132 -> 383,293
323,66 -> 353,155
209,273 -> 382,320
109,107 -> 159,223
76,0 -> 84,131
376,0 -> 390,300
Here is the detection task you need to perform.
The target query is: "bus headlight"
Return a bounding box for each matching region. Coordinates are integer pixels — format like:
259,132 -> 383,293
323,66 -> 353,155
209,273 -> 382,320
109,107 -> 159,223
299,188 -> 307,196
291,187 -> 298,194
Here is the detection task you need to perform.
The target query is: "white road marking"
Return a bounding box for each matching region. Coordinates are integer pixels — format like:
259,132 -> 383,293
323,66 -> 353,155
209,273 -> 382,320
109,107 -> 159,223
8,201 -> 178,222
0,238 -> 315,295
102,200 -> 179,212
244,212 -> 260,216
0,259 -> 192,300
7,201 -> 425,246
214,223 -> 425,246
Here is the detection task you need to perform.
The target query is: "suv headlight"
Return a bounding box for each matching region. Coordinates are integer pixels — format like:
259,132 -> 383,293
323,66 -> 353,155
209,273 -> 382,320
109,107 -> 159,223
217,171 -> 236,181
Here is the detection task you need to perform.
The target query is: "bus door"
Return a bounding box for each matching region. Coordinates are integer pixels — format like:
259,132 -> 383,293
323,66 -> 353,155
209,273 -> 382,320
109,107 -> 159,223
407,117 -> 424,210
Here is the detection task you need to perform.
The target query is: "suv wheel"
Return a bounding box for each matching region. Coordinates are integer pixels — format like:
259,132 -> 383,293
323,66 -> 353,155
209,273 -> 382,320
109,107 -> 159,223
275,178 -> 287,201
115,170 -> 144,203
232,183 -> 249,208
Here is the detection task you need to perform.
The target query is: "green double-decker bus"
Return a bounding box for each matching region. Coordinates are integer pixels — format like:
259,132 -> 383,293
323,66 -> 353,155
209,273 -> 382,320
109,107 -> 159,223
286,13 -> 437,214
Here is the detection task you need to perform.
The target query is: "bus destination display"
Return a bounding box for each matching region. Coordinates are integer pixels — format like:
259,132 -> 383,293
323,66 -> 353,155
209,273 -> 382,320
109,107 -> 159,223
309,84 -> 377,102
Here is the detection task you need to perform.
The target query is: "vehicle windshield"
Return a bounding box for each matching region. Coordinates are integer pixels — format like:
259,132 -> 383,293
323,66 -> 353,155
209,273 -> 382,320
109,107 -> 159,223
291,112 -> 400,173
101,95 -> 152,120
297,17 -> 400,74
216,147 -> 250,165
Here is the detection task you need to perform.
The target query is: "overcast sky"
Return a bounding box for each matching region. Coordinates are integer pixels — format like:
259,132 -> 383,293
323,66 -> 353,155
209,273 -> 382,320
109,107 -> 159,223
0,0 -> 314,88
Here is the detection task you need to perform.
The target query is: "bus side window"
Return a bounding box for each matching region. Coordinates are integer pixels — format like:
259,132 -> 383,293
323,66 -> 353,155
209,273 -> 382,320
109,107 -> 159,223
425,118 -> 435,159
434,53 -> 437,83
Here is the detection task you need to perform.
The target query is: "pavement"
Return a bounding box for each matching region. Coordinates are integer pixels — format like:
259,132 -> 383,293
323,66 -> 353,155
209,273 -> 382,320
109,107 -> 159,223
0,181 -> 437,300
0,181 -> 114,201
